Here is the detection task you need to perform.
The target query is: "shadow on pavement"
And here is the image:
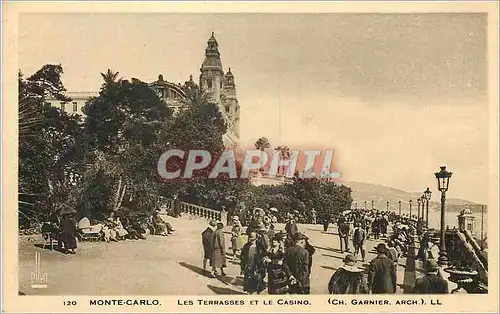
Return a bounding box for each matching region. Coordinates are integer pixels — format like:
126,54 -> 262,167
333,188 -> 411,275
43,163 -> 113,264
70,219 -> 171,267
19,291 -> 26,296
217,274 -> 244,287
314,246 -> 343,253
179,262 -> 211,277
207,284 -> 245,295
322,253 -> 344,260
307,229 -> 337,235
321,265 -> 337,271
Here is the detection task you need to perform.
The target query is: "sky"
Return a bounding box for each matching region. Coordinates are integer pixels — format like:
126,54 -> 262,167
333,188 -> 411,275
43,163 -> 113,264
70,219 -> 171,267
18,13 -> 489,203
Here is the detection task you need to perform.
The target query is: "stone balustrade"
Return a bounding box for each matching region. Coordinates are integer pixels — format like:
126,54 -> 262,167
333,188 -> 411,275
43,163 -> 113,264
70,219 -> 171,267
157,197 -> 222,221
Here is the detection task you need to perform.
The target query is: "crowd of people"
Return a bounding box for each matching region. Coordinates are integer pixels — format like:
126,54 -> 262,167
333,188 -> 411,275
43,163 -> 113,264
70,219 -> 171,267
41,205 -> 177,254
201,206 -> 449,295
201,208 -> 315,294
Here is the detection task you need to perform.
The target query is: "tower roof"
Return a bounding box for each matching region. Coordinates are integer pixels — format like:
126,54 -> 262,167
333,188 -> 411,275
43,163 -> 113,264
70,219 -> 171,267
460,205 -> 473,215
201,32 -> 223,74
225,67 -> 234,78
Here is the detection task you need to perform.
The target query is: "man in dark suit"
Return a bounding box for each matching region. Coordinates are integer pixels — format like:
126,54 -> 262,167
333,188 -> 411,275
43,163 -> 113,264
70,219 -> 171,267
413,259 -> 449,294
338,218 -> 350,253
284,233 -> 311,294
368,243 -> 397,294
352,222 -> 366,262
201,220 -> 216,273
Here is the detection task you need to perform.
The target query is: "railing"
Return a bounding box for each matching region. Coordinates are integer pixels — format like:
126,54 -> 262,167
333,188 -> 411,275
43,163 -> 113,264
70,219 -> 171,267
157,197 -> 222,221
443,229 -> 488,291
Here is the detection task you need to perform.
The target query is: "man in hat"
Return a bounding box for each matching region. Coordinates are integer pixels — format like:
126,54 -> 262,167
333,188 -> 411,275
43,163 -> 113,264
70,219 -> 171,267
413,259 -> 449,294
202,220 -> 217,272
211,221 -> 227,277
284,232 -> 311,294
352,222 -> 366,262
368,243 -> 397,294
337,217 -> 351,253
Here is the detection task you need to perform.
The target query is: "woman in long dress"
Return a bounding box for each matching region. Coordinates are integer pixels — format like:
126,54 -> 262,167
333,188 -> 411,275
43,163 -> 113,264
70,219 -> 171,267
264,233 -> 288,294
59,211 -> 77,254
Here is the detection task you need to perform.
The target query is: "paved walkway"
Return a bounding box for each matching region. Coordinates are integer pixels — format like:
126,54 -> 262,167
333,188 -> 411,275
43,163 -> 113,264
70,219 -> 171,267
19,215 -> 411,295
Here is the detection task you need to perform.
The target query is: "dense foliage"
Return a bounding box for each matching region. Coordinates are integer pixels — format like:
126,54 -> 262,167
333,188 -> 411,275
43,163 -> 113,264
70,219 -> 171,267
18,64 -> 353,228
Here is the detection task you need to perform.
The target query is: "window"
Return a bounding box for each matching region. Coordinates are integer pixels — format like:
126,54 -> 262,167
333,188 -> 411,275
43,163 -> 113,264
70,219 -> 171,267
60,102 -> 65,111
72,102 -> 78,112
220,81 -> 223,89
207,79 -> 213,89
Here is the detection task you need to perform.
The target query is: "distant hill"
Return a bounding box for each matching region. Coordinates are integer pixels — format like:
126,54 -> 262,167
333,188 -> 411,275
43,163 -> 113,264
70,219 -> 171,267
340,181 -> 486,213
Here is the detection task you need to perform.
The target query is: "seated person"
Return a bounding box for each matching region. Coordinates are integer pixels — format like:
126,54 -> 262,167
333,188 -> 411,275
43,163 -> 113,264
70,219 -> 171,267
122,216 -> 146,240
114,217 -> 129,240
152,211 -> 174,236
102,218 -> 118,242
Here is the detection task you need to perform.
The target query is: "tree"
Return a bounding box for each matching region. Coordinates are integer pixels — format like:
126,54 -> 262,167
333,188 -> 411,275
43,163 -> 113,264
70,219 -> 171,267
100,69 -> 122,87
254,137 -> 270,151
275,145 -> 290,175
82,75 -> 171,216
18,65 -> 85,226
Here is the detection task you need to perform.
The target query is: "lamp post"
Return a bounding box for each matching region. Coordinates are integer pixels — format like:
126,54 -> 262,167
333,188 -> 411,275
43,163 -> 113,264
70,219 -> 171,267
371,200 -> 374,210
355,202 -> 358,210
421,195 -> 426,222
409,199 -> 413,219
417,197 -> 421,221
364,201 -> 367,210
424,187 -> 432,227
398,200 -> 402,216
386,201 -> 389,212
435,166 -> 453,266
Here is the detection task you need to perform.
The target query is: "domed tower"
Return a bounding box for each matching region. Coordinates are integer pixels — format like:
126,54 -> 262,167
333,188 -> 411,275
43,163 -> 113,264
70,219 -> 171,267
224,68 -> 240,138
458,205 -> 476,235
199,32 -> 224,103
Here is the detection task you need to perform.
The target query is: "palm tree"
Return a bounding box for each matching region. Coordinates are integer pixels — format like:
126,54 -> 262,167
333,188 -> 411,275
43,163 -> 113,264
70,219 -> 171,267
100,69 -> 122,87
275,145 -> 290,176
254,137 -> 270,172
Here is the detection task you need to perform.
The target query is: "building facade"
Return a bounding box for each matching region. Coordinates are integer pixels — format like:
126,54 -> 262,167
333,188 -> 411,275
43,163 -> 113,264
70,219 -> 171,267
46,33 -> 240,148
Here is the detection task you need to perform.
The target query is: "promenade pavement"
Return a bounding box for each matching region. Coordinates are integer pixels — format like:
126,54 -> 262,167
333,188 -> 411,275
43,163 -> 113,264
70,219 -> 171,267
19,214 -> 412,295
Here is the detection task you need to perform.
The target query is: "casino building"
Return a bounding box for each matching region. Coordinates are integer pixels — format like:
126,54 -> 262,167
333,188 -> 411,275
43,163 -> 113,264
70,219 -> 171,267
47,32 -> 240,148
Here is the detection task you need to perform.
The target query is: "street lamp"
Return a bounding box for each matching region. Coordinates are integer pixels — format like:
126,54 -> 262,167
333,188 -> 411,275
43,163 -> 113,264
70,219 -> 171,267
417,197 -> 421,221
364,201 -> 367,210
372,200 -> 374,210
398,200 -> 402,216
409,199 -> 413,219
386,201 -> 389,212
420,195 -> 426,223
435,166 -> 453,266
424,187 -> 432,227
355,202 -> 358,210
